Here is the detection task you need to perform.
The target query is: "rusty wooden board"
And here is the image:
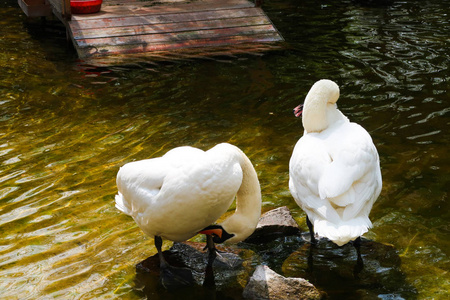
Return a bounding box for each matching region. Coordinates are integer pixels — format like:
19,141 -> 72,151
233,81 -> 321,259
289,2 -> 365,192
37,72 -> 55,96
66,0 -> 284,61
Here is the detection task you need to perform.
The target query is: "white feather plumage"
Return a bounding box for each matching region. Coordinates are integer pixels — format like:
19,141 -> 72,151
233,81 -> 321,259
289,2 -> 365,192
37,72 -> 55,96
115,143 -> 261,244
289,80 -> 382,246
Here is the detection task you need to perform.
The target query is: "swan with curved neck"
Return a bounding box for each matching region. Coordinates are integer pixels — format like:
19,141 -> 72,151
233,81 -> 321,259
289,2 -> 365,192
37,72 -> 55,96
301,79 -> 343,133
115,143 -> 261,285
290,79 -> 382,248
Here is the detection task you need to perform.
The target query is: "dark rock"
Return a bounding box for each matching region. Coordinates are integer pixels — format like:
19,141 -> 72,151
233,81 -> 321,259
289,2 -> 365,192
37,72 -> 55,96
243,265 -> 323,300
244,206 -> 301,243
240,207 -> 306,273
240,234 -> 306,275
282,238 -> 417,299
135,241 -> 251,292
133,206 -> 416,299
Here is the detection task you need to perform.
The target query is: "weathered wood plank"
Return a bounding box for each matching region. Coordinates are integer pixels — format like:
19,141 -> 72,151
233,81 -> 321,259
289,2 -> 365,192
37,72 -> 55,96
48,0 -> 71,21
103,0 -> 229,6
76,25 -> 279,48
77,32 -> 281,58
70,8 -> 266,30
63,0 -> 283,61
72,0 -> 255,20
71,16 -> 271,39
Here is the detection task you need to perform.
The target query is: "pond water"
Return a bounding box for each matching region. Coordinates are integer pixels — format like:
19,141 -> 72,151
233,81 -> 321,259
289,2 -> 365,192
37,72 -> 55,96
0,0 -> 448,299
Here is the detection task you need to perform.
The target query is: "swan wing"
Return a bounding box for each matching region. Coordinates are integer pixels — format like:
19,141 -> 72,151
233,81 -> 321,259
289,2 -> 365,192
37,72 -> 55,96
146,146 -> 243,240
289,123 -> 382,230
156,148 -> 242,219
116,145 -> 243,241
317,123 -> 382,227
289,136 -> 342,224
116,146 -> 204,216
318,123 -> 380,202
116,157 -> 170,216
341,160 -> 382,222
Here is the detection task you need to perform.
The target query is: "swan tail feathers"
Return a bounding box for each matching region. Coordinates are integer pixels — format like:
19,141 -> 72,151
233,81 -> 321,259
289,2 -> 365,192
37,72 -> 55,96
115,192 -> 132,216
313,217 -> 372,246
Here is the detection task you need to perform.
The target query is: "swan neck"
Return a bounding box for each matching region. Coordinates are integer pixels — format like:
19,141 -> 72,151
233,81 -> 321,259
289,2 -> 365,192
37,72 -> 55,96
302,96 -> 328,133
302,80 -> 340,133
236,152 -> 261,217
221,148 -> 261,242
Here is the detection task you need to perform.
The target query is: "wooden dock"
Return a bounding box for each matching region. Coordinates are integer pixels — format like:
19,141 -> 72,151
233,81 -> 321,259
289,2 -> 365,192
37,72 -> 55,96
33,0 -> 284,63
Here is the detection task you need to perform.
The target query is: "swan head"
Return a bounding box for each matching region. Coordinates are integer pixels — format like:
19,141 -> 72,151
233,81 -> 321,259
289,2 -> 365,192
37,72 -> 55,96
198,207 -> 260,245
294,79 -> 340,133
199,224 -> 235,244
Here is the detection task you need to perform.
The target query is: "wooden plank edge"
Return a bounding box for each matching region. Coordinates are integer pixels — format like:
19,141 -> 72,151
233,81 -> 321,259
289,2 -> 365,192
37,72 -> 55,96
75,25 -> 279,48
70,16 -> 272,39
71,0 -> 256,21
69,8 -> 266,30
76,32 -> 283,58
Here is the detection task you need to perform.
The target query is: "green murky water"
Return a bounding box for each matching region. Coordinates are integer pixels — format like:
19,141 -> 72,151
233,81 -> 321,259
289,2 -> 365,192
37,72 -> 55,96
0,0 -> 448,298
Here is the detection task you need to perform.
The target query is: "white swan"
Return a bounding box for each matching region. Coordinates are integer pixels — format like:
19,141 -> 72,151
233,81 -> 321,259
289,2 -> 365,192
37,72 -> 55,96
289,79 -> 382,247
115,143 -> 261,286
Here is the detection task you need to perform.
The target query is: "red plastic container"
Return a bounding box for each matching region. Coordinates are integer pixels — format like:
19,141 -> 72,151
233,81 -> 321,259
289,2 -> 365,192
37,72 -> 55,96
70,0 -> 103,14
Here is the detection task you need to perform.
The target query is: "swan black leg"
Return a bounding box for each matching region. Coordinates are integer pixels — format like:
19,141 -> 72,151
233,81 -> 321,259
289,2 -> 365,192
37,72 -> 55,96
203,235 -> 216,287
154,236 -> 194,289
205,235 -> 217,262
155,236 -> 166,267
353,236 -> 364,277
354,236 -> 363,261
307,241 -> 314,274
306,216 -> 317,245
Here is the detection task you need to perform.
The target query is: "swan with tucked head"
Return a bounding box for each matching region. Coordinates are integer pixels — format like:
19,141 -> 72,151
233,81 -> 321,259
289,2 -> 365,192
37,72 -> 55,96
290,79 -> 382,248
115,143 -> 261,286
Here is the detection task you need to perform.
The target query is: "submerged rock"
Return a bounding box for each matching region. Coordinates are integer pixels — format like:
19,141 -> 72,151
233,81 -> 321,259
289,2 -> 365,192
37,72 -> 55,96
239,206 -> 306,274
282,238 -> 417,298
136,241 -> 247,288
244,206 -> 301,243
243,265 -> 323,300
133,207 -> 415,299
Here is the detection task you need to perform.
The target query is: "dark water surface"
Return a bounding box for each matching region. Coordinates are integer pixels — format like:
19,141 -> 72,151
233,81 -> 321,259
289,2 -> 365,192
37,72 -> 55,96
0,0 -> 448,299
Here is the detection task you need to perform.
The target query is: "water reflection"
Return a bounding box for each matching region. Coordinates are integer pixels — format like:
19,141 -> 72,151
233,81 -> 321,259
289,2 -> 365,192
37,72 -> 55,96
283,238 -> 416,299
0,0 -> 449,298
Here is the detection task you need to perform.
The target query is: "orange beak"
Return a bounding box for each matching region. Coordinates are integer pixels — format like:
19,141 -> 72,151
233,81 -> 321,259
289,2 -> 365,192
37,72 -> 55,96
198,228 -> 223,238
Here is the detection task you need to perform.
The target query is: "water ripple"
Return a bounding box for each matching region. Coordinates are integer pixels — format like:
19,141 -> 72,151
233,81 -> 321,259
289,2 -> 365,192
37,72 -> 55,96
0,0 -> 448,298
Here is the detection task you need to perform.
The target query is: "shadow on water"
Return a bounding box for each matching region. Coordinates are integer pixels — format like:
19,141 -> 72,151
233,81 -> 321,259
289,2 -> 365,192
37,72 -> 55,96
283,237 -> 417,299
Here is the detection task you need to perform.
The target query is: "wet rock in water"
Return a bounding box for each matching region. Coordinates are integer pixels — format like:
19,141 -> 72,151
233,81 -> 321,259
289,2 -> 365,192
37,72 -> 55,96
136,241 -> 248,289
243,265 -> 323,300
239,206 -> 306,273
244,206 -> 301,243
282,238 -> 417,299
